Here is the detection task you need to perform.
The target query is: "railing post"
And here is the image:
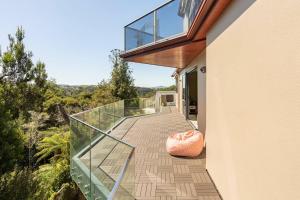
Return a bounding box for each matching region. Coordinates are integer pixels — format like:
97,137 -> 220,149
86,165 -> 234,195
113,103 -> 115,124
154,10 -> 157,42
124,26 -> 127,51
122,100 -> 125,118
124,99 -> 127,117
88,124 -> 92,200
99,107 -> 101,130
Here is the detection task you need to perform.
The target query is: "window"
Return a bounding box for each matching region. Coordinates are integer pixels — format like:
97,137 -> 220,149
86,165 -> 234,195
166,95 -> 174,103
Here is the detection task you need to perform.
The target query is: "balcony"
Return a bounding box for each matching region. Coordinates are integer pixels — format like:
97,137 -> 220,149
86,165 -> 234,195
121,0 -> 232,68
124,0 -> 202,51
70,97 -> 220,199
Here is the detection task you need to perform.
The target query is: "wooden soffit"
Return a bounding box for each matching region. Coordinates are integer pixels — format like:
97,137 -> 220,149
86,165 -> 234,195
120,0 -> 232,68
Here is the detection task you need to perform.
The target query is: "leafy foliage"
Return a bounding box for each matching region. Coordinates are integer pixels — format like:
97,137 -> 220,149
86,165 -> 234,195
90,80 -> 117,107
35,131 -> 69,164
0,27 -> 83,200
0,27 -> 48,120
109,49 -> 138,99
0,27 -> 175,200
0,168 -> 43,200
159,85 -> 176,91
34,129 -> 73,199
0,86 -> 24,174
0,27 -> 34,83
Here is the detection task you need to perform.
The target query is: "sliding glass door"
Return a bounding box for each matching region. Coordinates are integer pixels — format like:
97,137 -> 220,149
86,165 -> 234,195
182,74 -> 186,117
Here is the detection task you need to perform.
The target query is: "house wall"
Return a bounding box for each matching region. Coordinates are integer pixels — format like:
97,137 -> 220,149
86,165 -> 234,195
175,78 -> 179,110
178,74 -> 182,113
206,1 -> 300,200
197,57 -> 206,134
178,73 -> 184,114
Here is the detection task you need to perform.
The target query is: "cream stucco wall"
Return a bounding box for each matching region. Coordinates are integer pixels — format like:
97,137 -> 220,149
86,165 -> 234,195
178,74 -> 183,114
155,91 -> 177,111
206,1 -> 300,200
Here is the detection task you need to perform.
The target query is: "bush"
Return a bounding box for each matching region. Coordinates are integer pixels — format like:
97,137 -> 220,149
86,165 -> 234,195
0,93 -> 24,174
0,169 -> 44,200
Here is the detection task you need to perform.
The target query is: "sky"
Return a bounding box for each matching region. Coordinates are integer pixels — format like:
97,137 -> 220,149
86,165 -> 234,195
0,0 -> 175,87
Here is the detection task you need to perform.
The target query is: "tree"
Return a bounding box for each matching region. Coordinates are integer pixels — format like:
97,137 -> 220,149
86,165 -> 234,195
31,61 -> 48,112
109,49 -> 137,100
42,80 -> 67,126
0,86 -> 24,174
0,27 -> 48,120
91,80 -> 116,107
0,27 -> 34,83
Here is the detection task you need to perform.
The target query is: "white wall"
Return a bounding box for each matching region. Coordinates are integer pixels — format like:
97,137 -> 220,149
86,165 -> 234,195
206,1 -> 300,199
155,91 -> 177,111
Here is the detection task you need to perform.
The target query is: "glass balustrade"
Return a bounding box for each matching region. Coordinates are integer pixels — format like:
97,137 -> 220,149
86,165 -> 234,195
70,97 -> 156,200
125,0 -> 203,51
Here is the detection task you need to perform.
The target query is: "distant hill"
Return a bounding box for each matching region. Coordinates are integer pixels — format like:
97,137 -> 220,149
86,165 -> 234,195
59,84 -> 97,90
58,84 -> 175,97
151,86 -> 166,89
58,84 -> 97,96
136,86 -> 154,93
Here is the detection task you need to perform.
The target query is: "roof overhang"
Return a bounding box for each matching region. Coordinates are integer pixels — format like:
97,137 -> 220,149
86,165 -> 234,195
120,0 -> 231,69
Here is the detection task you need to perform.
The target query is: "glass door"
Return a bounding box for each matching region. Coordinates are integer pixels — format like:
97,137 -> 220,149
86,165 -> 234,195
182,74 -> 186,117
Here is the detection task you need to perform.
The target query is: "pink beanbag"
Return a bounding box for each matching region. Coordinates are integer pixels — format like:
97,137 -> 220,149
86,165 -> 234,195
166,130 -> 204,157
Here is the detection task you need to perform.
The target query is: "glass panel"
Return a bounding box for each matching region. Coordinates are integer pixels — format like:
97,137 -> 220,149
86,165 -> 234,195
71,117 -> 135,199
84,108 -> 100,129
72,100 -> 126,133
182,74 -> 186,117
113,100 -> 125,124
112,149 -> 135,200
90,132 -> 119,198
124,99 -> 140,116
70,97 -> 156,199
156,0 -> 184,40
125,13 -> 154,50
188,0 -> 203,27
100,103 -> 116,132
124,0 -> 203,51
124,97 -> 155,116
70,118 -> 92,199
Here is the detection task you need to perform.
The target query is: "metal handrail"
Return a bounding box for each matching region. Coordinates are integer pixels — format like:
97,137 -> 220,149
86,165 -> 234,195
70,96 -> 157,199
107,148 -> 135,200
71,101 -> 123,118
124,0 -> 175,28
69,115 -> 135,149
124,0 -> 204,52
